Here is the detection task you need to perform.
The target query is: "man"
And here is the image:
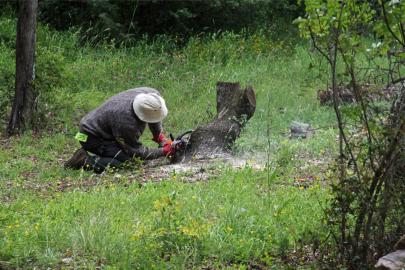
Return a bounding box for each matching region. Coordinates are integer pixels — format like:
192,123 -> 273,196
64,87 -> 176,173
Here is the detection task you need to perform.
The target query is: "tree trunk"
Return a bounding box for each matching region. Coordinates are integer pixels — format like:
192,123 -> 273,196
173,82 -> 256,162
7,0 -> 38,136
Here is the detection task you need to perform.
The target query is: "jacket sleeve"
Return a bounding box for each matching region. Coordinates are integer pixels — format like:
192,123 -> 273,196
112,125 -> 164,160
148,122 -> 163,138
122,141 -> 164,160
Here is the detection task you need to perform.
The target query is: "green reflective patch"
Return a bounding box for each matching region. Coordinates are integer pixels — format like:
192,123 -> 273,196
75,132 -> 88,142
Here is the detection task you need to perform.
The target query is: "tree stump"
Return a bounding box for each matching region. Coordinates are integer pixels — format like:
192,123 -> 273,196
173,82 -> 256,163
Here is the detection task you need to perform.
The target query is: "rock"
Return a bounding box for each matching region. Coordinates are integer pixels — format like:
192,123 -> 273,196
61,257 -> 73,264
290,121 -> 314,139
375,250 -> 405,270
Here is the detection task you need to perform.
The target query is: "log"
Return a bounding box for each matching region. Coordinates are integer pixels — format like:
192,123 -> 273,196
173,82 -> 256,162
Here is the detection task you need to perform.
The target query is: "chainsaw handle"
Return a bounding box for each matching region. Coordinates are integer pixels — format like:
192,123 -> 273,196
176,130 -> 193,140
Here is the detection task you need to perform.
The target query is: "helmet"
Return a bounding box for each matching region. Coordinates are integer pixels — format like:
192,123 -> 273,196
132,93 -> 168,123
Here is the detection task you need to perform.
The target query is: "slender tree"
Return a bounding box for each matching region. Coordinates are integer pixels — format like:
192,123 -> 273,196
296,0 -> 404,268
7,0 -> 38,135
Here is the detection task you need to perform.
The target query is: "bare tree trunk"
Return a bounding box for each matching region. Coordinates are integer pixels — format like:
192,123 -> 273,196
173,82 -> 256,163
7,0 -> 38,136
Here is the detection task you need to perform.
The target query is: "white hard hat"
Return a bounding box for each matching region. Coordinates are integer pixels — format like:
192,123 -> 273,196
133,93 -> 168,123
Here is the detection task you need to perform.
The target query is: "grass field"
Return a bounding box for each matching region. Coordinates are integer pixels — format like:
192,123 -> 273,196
0,16 -> 338,269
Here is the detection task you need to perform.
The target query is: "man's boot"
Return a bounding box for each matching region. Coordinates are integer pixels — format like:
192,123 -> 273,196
64,148 -> 89,169
84,155 -> 123,174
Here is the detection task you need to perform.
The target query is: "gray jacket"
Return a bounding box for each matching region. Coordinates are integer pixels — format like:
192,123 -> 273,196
80,87 -> 164,159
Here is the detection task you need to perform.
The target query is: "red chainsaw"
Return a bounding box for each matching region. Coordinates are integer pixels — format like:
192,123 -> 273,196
168,130 -> 193,162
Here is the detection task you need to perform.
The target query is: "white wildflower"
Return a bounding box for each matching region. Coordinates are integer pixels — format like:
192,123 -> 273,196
389,0 -> 400,6
372,42 -> 382,49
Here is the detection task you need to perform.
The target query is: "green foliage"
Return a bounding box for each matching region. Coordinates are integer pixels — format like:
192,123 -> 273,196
0,16 -> 15,48
0,47 -> 14,119
295,0 -> 375,63
32,46 -> 67,129
35,47 -> 66,93
0,17 -> 16,119
295,0 -> 405,70
38,0 -> 302,45
296,0 -> 405,268
373,0 -> 405,56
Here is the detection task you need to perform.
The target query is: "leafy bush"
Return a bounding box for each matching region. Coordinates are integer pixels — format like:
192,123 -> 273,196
0,16 -> 15,48
32,46 -> 67,130
297,0 -> 405,268
0,50 -> 14,123
38,0 -> 302,45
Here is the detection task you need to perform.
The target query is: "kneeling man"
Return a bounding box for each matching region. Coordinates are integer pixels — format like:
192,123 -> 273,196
64,87 -> 175,173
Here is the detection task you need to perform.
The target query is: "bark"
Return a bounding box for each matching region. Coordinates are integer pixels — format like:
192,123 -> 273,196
7,0 -> 38,135
173,82 -> 256,162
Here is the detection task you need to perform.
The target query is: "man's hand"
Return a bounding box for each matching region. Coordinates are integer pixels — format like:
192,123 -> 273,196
153,133 -> 167,147
162,140 -> 175,157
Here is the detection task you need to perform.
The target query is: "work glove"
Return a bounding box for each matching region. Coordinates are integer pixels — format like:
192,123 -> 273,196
152,133 -> 167,147
162,140 -> 176,157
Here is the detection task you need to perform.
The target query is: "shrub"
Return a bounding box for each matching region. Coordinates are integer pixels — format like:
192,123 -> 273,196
38,0 -> 302,45
296,0 -> 405,268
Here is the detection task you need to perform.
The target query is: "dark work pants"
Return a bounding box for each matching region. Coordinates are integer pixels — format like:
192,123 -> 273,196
80,134 -> 131,173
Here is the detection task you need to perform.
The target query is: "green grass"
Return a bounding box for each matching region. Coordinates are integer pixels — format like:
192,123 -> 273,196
1,170 -> 328,269
0,16 -> 336,269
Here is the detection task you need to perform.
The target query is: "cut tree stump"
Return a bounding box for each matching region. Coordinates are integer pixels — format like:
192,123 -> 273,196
173,82 -> 256,163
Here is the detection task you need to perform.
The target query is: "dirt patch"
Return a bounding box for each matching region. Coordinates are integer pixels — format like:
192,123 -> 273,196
0,136 -> 13,150
139,153 -> 266,182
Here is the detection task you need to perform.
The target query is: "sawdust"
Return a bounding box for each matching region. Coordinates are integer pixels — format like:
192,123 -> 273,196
139,153 -> 266,183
